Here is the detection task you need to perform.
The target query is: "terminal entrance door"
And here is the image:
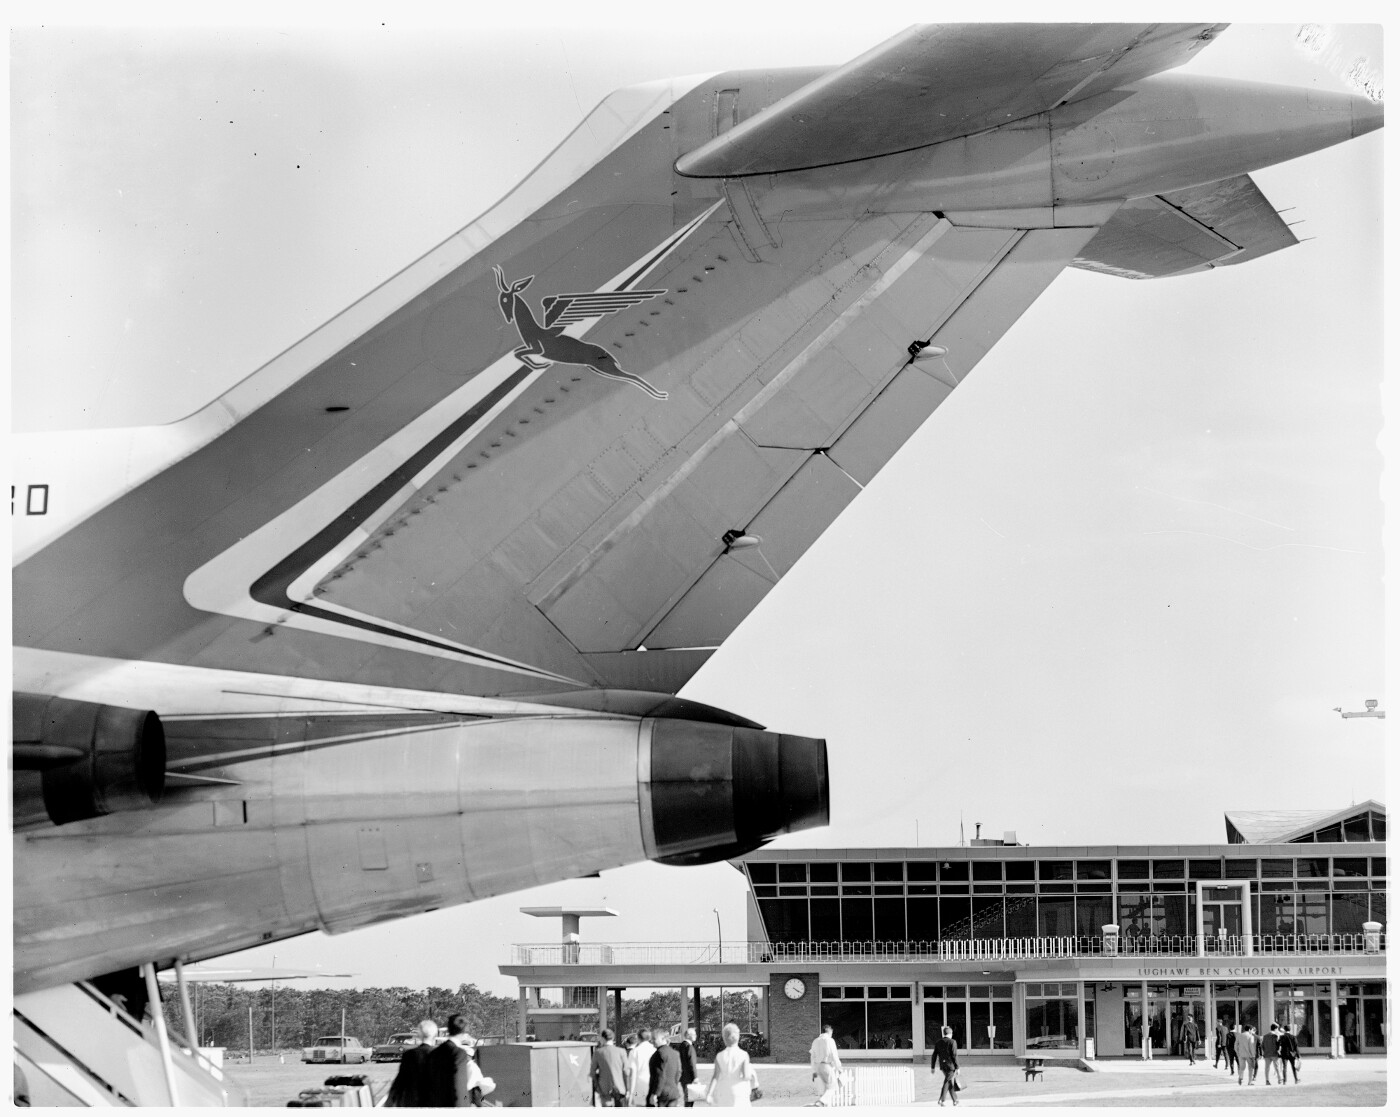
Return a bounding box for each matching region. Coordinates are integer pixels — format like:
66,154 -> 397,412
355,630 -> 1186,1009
1169,990 -> 1205,1056
1340,984 -> 1388,1054
1273,985 -> 1332,1052
1200,888 -> 1244,952
1213,984 -> 1260,1037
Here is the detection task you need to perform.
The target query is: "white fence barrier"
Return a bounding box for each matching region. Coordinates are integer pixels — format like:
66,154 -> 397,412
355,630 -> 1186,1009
830,1066 -> 915,1107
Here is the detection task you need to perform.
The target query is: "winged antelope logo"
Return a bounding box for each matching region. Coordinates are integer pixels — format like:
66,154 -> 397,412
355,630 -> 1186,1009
492,266 -> 670,400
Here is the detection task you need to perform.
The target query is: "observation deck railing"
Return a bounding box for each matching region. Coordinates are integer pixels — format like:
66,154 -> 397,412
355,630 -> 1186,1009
509,932 -> 1385,967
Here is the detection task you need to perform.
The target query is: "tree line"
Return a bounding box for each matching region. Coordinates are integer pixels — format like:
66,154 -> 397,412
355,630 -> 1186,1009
158,982 -> 766,1054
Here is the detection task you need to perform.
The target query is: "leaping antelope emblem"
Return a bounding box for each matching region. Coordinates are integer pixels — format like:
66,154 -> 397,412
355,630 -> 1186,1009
492,266 -> 670,400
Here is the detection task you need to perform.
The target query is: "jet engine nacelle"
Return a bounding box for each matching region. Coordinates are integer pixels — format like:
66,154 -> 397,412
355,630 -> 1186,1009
11,693 -> 166,825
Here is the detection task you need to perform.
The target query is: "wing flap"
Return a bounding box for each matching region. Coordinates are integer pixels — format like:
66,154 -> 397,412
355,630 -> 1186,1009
1071,174 -> 1298,279
677,23 -> 1226,177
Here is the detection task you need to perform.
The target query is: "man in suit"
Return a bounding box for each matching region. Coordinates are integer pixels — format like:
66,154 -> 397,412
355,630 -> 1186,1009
1278,1024 -> 1300,1084
1180,1011 -> 1200,1065
1212,1019 -> 1229,1070
591,1028 -> 629,1107
647,1029 -> 684,1107
430,1014 -> 484,1107
387,1019 -> 439,1107
676,1027 -> 699,1107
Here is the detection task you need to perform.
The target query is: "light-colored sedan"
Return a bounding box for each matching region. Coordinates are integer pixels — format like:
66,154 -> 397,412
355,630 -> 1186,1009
301,1035 -> 371,1064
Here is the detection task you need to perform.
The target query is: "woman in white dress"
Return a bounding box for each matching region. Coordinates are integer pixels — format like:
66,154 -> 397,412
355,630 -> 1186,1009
706,1023 -> 759,1107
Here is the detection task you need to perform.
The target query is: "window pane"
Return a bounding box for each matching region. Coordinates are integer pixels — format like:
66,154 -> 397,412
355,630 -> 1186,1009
779,898 -> 809,940
1077,894 -> 1112,938
1152,859 -> 1184,879
907,898 -> 938,942
1371,817 -> 1385,841
747,863 -> 776,883
811,898 -> 841,942
1223,858 -> 1258,878
809,862 -> 839,882
992,999 -> 1015,1049
1189,859 -> 1222,879
1076,860 -> 1111,880
973,861 -> 1003,881
945,1001 -> 968,1048
1117,860 -> 1149,880
1038,897 -> 1075,937
1004,861 -> 1035,881
873,862 -> 904,881
1343,815 -> 1370,843
1334,858 -> 1368,878
1026,998 -> 1079,1049
1371,857 -> 1386,877
1262,859 -> 1294,878
1039,860 -> 1073,881
867,1000 -> 912,1049
1296,894 -> 1327,935
1333,892 -> 1369,934
1316,824 -> 1343,842
1006,894 -> 1037,938
822,999 -> 865,1049
970,1000 -> 992,1049
1295,858 -> 1327,879
1163,894 -> 1188,937
971,897 -> 1005,939
842,897 -> 872,942
940,861 -> 969,882
821,987 -> 841,999
779,863 -> 807,882
842,862 -> 871,882
939,897 -> 972,940
867,987 -> 888,999
874,898 -> 906,941
1257,893 -> 1292,935
907,861 -> 938,881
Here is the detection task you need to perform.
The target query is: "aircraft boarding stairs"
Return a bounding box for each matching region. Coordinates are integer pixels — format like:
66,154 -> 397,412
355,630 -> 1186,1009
13,968 -> 247,1106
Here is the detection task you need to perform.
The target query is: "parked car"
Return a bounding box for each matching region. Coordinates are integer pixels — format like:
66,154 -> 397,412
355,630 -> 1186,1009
302,1035 -> 371,1064
371,1033 -> 420,1062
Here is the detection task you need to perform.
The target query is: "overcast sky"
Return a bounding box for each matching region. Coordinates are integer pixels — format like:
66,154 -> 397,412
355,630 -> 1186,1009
10,10 -> 1387,996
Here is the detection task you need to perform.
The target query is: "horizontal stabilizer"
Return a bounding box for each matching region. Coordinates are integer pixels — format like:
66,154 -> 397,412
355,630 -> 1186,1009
677,23 -> 1225,176
1071,174 -> 1298,279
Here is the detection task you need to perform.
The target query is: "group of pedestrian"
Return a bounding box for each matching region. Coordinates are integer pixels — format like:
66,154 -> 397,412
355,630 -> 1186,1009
386,1016 -> 491,1107
1210,1018 -> 1301,1085
592,1023 -> 758,1106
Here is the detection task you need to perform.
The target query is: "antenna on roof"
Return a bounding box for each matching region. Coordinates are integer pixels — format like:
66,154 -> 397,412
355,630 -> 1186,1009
959,813 -> 965,847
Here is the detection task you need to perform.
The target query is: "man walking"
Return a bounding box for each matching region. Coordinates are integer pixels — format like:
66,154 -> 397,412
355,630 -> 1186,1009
1224,1024 -> 1238,1074
1235,1024 -> 1258,1086
810,1023 -> 842,1106
628,1029 -> 656,1107
1212,1018 -> 1229,1070
648,1030 -> 684,1107
1260,1024 -> 1281,1085
676,1027 -> 699,1106
591,1029 -> 629,1107
1180,1011 -> 1200,1065
1278,1024 -> 1300,1084
387,1019 -> 439,1107
429,1016 -> 484,1107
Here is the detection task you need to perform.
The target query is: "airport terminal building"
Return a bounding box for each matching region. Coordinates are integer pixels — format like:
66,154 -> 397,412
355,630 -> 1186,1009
501,803 -> 1387,1062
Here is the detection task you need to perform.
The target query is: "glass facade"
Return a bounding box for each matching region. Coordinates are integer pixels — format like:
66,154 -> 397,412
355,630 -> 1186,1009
923,984 -> 1014,1050
748,854 -> 1388,947
1024,982 -> 1079,1050
820,985 -> 913,1049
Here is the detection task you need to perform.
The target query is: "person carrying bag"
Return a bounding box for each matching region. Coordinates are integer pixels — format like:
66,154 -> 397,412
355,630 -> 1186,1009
931,1025 -> 960,1107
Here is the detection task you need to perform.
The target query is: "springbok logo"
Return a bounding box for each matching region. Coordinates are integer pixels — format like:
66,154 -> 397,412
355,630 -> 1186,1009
492,266 -> 670,400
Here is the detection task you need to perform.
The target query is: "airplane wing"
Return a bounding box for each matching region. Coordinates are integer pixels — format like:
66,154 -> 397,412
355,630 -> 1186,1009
1070,175 -> 1299,279
676,23 -> 1227,176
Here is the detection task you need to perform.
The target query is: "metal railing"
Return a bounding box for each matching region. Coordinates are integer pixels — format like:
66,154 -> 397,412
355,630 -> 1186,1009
509,932 -> 1386,967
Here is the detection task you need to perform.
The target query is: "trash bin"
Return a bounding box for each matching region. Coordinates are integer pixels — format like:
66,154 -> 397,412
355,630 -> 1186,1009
1086,1037 -> 1096,1060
